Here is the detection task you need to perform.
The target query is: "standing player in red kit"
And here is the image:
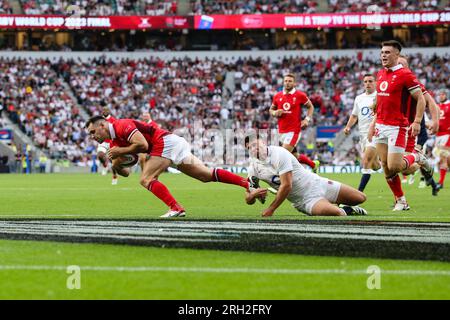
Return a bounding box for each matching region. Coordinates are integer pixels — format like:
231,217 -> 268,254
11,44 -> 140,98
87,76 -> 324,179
86,116 -> 249,218
270,73 -> 320,173
435,90 -> 450,190
368,40 -> 429,211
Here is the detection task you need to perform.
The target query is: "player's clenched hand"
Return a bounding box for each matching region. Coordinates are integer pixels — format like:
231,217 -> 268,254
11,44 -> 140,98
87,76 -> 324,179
301,119 -> 310,129
251,188 -> 268,200
427,121 -> 439,135
343,126 -> 351,135
272,110 -> 285,118
409,122 -> 420,137
107,147 -> 121,160
261,208 -> 275,217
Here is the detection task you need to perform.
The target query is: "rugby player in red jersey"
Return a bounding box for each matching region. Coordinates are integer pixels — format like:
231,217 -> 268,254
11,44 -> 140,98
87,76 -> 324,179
367,40 -> 429,211
435,90 -> 450,190
270,73 -> 320,173
396,56 -> 440,195
86,116 -> 250,218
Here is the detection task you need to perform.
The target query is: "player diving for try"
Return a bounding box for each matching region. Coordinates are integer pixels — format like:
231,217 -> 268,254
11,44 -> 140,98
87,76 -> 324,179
86,115 -> 250,218
244,134 -> 367,217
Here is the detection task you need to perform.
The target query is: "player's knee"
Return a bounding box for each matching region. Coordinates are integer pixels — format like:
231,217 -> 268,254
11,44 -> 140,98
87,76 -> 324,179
140,176 -> 155,188
198,172 -> 212,183
356,191 -> 367,204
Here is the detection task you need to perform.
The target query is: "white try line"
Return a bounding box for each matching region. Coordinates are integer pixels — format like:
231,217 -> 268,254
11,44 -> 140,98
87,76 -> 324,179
0,265 -> 450,276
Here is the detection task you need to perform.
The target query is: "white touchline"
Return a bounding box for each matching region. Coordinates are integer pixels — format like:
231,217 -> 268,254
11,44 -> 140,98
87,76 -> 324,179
0,265 -> 449,276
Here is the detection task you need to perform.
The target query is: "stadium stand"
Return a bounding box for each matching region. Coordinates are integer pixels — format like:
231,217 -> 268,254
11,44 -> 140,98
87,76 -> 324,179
189,0 -> 318,14
0,58 -> 88,163
328,0 -> 441,13
0,0 -> 12,13
19,0 -> 175,15
14,0 -> 445,15
1,51 -> 447,166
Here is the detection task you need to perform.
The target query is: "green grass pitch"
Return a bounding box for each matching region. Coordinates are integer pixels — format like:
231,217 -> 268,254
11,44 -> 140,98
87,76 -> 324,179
0,172 -> 449,299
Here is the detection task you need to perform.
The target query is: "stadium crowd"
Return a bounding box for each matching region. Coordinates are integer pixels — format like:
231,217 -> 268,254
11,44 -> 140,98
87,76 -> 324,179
0,58 -> 88,162
189,0 -> 318,14
20,0 -> 176,15
2,53 -> 449,166
15,0 -> 445,15
328,0 -> 441,13
0,0 -> 12,14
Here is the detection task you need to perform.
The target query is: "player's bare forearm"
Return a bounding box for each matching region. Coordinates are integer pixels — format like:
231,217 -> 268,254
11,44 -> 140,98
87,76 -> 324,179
425,93 -> 440,123
266,172 -> 292,213
411,90 -> 426,123
305,100 -> 314,118
108,143 -> 146,159
267,184 -> 291,213
344,115 -> 358,134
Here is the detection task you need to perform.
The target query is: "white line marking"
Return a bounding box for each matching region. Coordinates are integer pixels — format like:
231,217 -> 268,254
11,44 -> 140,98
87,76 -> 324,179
0,265 -> 449,276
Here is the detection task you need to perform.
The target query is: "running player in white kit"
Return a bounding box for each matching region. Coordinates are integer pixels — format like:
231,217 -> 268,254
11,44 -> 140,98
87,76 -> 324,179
244,135 -> 367,217
344,74 -> 381,192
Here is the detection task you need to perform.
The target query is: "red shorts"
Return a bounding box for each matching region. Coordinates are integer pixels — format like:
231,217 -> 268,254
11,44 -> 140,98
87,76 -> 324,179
279,132 -> 301,147
405,129 -> 417,153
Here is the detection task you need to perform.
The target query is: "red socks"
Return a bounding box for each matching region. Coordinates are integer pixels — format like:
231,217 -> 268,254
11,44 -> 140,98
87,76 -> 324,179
440,169 -> 447,185
297,154 -> 315,169
212,168 -> 249,189
148,179 -> 182,211
403,154 -> 416,170
386,174 -> 404,198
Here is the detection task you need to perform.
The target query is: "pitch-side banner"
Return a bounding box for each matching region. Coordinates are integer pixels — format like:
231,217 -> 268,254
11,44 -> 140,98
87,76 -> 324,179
0,15 -> 192,29
195,11 -> 450,29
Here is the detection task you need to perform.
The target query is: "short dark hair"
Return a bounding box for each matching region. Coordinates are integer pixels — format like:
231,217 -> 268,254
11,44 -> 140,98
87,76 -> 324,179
363,73 -> 375,79
283,73 -> 296,80
244,132 -> 261,147
85,115 -> 106,128
381,40 -> 402,52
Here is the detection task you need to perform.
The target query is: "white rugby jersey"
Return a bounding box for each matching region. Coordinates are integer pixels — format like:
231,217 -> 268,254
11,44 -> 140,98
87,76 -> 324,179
247,146 -> 318,204
352,91 -> 377,135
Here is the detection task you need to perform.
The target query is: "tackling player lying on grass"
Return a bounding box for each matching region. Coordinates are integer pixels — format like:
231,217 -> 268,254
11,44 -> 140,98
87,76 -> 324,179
244,135 -> 367,217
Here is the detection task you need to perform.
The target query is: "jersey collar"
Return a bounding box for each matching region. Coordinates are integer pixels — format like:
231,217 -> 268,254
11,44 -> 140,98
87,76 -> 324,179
108,123 -> 116,139
284,88 -> 296,95
387,64 -> 403,72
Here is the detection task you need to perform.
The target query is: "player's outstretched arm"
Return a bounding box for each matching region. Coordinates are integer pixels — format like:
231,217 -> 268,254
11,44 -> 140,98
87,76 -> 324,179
262,172 -> 292,217
245,188 -> 267,205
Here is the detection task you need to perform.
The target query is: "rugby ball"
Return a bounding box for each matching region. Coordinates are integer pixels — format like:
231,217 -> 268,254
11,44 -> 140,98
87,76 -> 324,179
118,154 -> 139,168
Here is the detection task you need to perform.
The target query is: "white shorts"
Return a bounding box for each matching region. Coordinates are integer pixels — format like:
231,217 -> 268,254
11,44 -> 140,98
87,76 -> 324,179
360,134 -> 376,152
436,134 -> 450,148
279,132 -> 301,147
434,134 -> 450,157
373,123 -> 407,153
292,178 -> 342,215
152,134 -> 192,166
97,142 -> 110,154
